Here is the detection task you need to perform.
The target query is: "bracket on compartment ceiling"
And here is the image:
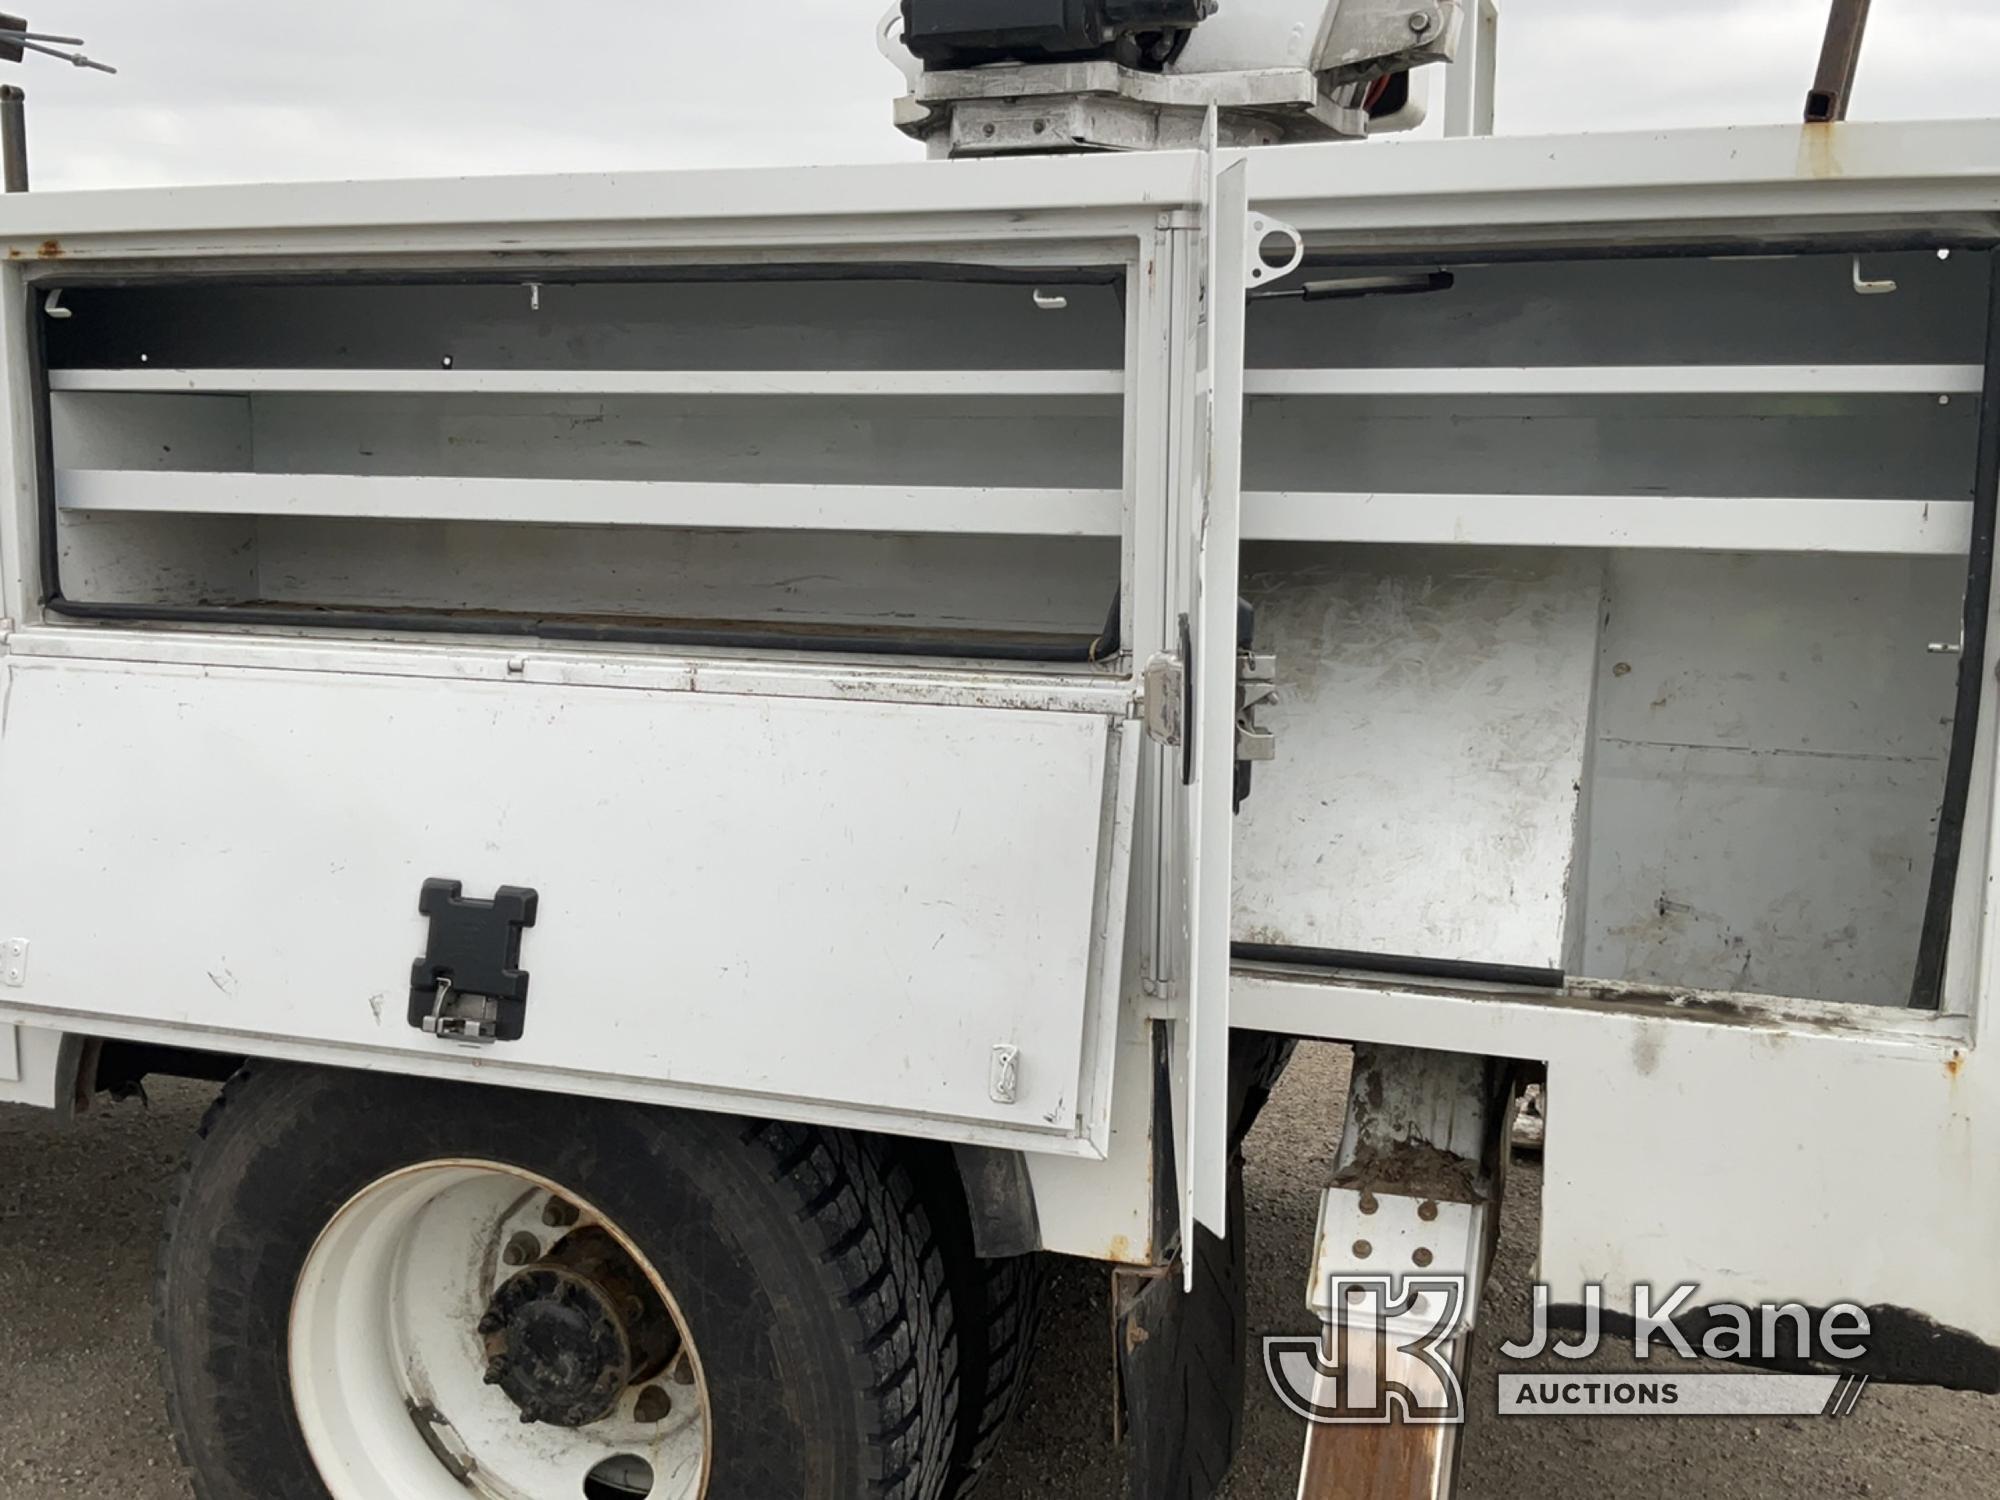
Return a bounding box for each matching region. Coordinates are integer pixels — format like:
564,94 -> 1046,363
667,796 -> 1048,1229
1852,256 -> 1898,296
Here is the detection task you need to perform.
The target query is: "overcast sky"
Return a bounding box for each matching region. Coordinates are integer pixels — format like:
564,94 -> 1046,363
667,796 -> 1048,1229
6,0 -> 1997,190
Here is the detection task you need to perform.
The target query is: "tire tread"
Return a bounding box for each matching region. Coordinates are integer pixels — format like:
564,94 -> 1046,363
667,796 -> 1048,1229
944,1252 -> 1044,1497
743,1120 -> 960,1500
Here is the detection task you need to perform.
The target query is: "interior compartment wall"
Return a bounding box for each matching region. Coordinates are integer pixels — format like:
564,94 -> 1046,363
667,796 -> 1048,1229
1244,251 -> 1987,370
1241,393 -> 1976,501
43,278 -> 1129,371
241,392 -> 1122,487
1233,544 -> 1603,972
1581,551 -> 1963,1006
254,522 -> 1119,634
49,392 -> 258,605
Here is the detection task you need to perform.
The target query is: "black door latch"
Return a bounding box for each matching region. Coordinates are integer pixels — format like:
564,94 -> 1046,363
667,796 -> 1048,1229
408,878 -> 539,1044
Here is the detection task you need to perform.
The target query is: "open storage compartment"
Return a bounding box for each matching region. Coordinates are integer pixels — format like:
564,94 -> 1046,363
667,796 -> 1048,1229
40,272 -> 1135,658
1230,247 -> 1993,1009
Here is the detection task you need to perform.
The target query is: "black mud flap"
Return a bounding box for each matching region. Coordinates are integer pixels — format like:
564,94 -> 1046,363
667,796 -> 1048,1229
1115,1160 -> 1247,1500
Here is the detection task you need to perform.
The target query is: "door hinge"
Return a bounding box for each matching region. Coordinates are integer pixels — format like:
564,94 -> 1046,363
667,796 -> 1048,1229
1142,653 -> 1185,747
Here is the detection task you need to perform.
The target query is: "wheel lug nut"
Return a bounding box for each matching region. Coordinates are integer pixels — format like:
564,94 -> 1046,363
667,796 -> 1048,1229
483,1356 -> 508,1385
477,1312 -> 504,1336
541,1197 -> 580,1229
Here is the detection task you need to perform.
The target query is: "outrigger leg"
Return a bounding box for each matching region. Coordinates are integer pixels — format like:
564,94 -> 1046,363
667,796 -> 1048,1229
1289,1045 -> 1513,1500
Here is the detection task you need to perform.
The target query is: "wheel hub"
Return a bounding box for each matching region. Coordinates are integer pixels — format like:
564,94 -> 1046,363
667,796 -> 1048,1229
479,1223 -> 680,1428
481,1265 -> 634,1426
290,1163 -> 709,1500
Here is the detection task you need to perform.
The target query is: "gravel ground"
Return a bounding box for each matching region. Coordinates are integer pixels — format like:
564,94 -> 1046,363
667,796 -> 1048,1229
0,1049 -> 1996,1498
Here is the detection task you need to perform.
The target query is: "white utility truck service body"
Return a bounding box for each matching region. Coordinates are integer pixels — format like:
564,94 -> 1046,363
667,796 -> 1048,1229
0,106 -> 1995,1500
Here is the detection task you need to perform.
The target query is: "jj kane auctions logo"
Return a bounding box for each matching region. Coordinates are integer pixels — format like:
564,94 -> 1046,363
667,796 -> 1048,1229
1264,1279 -> 1875,1424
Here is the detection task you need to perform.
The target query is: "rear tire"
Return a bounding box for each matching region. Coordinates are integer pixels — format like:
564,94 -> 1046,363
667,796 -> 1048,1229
157,1062 -> 959,1500
941,1252 -> 1044,1498
1118,1162 -> 1246,1500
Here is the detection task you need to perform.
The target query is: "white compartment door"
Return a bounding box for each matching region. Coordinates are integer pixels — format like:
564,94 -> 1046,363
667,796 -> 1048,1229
1173,141 -> 1295,1247
0,643 -> 1139,1150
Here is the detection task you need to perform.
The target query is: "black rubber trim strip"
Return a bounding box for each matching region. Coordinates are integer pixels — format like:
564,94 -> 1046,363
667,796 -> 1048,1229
38,597 -> 1103,663
1229,941 -> 1564,991
1909,250 -> 2000,1008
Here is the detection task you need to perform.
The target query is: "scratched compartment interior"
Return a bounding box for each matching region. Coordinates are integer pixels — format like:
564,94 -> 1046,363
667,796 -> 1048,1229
42,274 -> 1127,643
1230,249 -> 1986,1007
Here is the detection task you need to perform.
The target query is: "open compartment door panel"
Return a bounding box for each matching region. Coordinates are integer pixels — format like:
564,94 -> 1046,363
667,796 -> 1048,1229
0,650 -> 1141,1146
1171,141 -> 1292,1251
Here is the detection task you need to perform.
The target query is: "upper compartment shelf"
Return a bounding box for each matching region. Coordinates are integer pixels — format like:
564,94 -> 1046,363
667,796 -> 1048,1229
1244,364 -> 1984,397
55,470 -> 1125,537
53,470 -> 1969,554
48,369 -> 1127,397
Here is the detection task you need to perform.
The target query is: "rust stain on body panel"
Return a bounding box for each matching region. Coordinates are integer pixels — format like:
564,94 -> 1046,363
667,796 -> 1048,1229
1799,122 -> 1843,181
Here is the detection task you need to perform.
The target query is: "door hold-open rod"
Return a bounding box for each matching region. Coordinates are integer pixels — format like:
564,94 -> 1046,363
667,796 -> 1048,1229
1805,0 -> 1872,123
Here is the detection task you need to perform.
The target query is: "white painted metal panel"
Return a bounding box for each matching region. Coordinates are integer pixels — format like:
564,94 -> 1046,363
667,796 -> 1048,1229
0,147 -> 1207,257
1233,548 -> 1603,971
0,123 -> 1985,263
1248,120 -> 2000,242
0,121 -> 1979,269
0,655 -> 1129,1137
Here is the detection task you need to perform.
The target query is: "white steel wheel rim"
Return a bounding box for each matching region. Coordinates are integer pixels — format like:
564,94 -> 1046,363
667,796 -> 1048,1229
289,1160 -> 710,1500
